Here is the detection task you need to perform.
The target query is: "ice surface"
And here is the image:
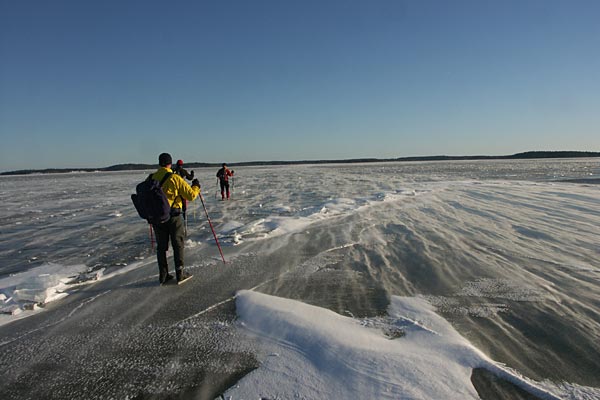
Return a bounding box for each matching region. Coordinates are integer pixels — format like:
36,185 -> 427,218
0,160 -> 599,397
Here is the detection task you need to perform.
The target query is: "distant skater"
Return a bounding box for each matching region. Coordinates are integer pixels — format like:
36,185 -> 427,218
216,163 -> 234,200
152,153 -> 201,285
173,159 -> 194,180
173,159 -> 195,222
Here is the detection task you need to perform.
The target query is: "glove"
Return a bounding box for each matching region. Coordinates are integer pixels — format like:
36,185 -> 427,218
190,170 -> 195,178
191,179 -> 200,189
231,170 -> 235,174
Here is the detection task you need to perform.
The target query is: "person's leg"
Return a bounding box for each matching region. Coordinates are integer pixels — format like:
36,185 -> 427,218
220,181 -> 225,200
153,222 -> 170,283
170,216 -> 188,281
225,181 -> 230,199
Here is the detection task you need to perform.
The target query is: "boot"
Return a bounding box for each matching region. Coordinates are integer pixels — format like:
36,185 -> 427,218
160,274 -> 174,285
158,265 -> 171,285
176,269 -> 193,285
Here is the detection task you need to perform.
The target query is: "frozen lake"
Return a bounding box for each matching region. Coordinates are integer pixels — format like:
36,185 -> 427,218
0,158 -> 599,399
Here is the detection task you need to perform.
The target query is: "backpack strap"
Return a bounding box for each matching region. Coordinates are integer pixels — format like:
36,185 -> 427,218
159,172 -> 173,187
159,172 -> 181,211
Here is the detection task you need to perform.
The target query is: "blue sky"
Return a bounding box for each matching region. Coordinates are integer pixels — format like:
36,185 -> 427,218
1,0 -> 599,171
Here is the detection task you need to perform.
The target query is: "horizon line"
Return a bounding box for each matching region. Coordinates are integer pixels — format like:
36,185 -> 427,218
2,150 -> 600,176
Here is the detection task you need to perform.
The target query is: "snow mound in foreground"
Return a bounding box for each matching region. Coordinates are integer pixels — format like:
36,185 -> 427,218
228,290 -> 563,399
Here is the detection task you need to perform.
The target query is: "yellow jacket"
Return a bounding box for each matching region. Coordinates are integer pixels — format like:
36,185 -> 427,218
152,167 -> 200,209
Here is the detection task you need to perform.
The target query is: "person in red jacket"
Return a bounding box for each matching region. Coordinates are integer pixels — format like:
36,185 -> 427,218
216,163 -> 234,200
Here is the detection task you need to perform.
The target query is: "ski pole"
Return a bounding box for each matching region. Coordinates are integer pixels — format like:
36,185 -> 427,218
149,223 -> 155,251
199,193 -> 226,263
183,212 -> 187,237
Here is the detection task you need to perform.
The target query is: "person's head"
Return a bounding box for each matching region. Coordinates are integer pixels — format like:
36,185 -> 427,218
177,159 -> 183,166
158,153 -> 172,167
222,163 -> 227,168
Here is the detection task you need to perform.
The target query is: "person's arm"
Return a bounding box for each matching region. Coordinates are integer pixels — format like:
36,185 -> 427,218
178,176 -> 201,201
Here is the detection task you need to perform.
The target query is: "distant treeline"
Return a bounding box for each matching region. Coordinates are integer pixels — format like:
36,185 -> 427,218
2,151 -> 599,176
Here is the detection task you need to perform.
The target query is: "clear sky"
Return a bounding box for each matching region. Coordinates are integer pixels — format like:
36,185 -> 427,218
1,0 -> 599,171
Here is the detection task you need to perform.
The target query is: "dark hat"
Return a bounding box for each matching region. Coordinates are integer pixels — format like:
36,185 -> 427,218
159,153 -> 172,166
222,163 -> 227,167
177,159 -> 183,165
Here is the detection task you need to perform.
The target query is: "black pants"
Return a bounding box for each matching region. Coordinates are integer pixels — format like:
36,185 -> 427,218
220,180 -> 230,199
153,214 -> 185,282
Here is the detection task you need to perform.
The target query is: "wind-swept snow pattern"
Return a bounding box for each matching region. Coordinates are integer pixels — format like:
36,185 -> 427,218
0,160 -> 599,399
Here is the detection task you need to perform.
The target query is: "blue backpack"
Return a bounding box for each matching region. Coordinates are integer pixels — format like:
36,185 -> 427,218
131,172 -> 173,225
